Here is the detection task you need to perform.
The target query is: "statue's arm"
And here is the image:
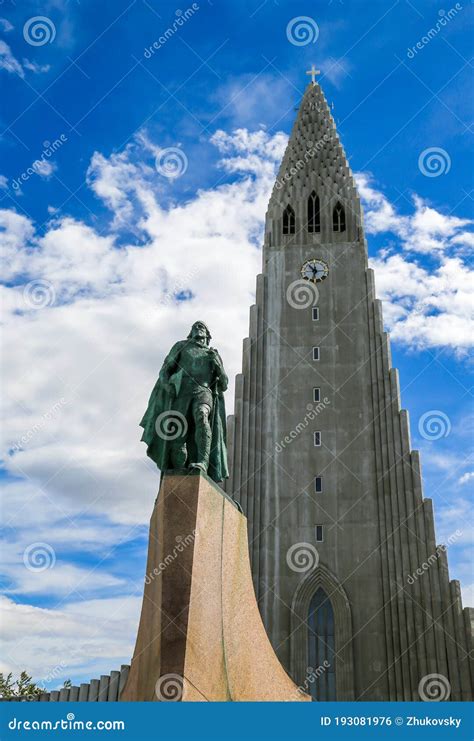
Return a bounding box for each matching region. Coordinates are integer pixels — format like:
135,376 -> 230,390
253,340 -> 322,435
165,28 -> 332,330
158,341 -> 184,384
211,349 -> 228,392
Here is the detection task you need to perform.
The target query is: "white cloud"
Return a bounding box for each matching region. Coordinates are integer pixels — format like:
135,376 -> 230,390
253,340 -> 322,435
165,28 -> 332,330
32,158 -> 56,178
1,128 -> 283,539
22,59 -> 50,74
1,595 -> 139,687
320,57 -> 352,88
357,173 -> 474,353
213,74 -> 291,127
0,39 -> 51,79
0,40 -> 24,77
370,253 -> 473,351
0,18 -> 14,32
459,471 -> 474,485
357,173 -> 472,254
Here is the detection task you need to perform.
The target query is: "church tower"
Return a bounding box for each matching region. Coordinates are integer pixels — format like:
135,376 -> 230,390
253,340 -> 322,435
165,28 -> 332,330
224,75 -> 473,701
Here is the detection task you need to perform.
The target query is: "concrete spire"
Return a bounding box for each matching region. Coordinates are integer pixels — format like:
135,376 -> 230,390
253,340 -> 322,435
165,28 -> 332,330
266,80 -> 361,249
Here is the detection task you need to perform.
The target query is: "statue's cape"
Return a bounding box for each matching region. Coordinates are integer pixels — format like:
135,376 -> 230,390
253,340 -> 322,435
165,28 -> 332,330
140,340 -> 229,482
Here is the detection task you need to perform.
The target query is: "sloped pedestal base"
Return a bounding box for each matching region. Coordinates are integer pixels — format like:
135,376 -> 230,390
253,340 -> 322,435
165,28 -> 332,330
121,471 -> 310,702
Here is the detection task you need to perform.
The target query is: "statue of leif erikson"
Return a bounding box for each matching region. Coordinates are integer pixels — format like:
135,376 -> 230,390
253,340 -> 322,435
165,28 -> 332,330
140,321 -> 229,483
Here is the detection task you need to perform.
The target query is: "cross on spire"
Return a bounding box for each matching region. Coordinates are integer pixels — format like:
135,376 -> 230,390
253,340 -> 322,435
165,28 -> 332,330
306,64 -> 320,84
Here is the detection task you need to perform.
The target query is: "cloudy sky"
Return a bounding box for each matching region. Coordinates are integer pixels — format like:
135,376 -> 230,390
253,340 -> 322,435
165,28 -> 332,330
1,0 -> 473,689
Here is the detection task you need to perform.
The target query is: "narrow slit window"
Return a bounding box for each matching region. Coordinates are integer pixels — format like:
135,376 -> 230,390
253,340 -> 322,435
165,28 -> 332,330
307,191 -> 321,233
333,201 -> 346,232
315,525 -> 324,542
312,307 -> 319,321
283,204 -> 296,235
315,476 -> 323,493
313,387 -> 321,402
314,431 -> 321,447
313,347 -> 320,361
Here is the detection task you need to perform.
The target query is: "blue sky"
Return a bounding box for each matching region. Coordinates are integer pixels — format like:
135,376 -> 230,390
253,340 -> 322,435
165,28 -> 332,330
0,0 -> 473,688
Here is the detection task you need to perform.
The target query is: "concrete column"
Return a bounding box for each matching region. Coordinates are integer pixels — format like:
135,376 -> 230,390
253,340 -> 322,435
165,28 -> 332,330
389,372 -> 419,697
366,270 -> 396,698
376,315 -> 408,699
78,683 -> 89,701
422,499 -> 449,683
252,274 -> 266,592
239,336 -> 251,517
450,580 -> 472,699
231,374 -> 244,508
436,551 -> 461,699
410,451 -> 438,676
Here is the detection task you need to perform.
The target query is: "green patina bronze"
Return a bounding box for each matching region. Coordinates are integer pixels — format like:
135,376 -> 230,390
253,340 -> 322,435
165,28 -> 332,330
140,321 -> 229,482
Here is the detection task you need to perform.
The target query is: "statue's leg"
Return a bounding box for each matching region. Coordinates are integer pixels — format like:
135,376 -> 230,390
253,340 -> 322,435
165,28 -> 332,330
169,440 -> 187,469
189,401 -> 212,473
166,397 -> 191,470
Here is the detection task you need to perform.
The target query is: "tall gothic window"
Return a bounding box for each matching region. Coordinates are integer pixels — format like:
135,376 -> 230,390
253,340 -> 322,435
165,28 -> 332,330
308,588 -> 336,700
283,204 -> 295,235
332,202 -> 346,232
307,191 -> 321,233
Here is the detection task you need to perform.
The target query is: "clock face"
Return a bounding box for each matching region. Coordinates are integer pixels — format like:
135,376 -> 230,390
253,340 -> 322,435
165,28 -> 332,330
301,259 -> 329,283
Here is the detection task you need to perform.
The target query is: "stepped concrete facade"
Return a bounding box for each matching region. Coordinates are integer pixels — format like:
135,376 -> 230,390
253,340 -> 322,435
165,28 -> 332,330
224,79 -> 473,701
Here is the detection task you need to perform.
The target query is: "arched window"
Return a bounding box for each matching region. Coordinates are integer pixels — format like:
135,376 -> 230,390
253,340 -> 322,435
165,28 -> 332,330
291,564 -> 354,700
333,202 -> 346,232
307,588 -> 336,700
283,204 -> 295,235
307,191 -> 321,233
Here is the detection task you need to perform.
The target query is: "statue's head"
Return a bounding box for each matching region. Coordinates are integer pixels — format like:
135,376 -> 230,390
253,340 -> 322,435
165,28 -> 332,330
188,321 -> 211,345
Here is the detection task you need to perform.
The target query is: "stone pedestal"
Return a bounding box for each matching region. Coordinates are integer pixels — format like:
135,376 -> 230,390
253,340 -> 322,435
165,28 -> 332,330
120,471 -> 310,702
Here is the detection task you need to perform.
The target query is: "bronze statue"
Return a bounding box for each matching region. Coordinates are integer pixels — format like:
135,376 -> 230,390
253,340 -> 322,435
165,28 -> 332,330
140,321 -> 229,482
